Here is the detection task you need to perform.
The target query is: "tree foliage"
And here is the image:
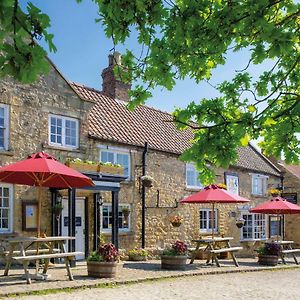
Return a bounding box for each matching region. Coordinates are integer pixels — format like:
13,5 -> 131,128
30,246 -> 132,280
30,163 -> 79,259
1,0 -> 300,183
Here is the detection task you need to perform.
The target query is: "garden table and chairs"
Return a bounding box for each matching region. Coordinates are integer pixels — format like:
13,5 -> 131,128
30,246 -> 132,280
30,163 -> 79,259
190,236 -> 242,267
0,235 -> 83,284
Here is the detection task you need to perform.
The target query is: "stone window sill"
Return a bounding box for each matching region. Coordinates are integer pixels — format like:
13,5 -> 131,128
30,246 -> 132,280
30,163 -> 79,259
43,144 -> 82,153
0,150 -> 14,156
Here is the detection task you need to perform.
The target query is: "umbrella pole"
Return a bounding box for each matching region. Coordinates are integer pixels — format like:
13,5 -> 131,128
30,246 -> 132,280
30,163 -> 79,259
277,214 -> 280,242
212,202 -> 215,239
37,186 -> 42,237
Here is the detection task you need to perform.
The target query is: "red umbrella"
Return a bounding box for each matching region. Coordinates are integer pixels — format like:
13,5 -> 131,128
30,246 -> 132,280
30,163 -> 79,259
250,196 -> 300,241
0,151 -> 94,236
250,196 -> 300,214
181,184 -> 250,238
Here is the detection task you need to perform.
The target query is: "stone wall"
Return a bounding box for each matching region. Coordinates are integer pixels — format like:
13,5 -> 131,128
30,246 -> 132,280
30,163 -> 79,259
88,141 -> 281,255
0,64 -> 93,241
281,168 -> 300,246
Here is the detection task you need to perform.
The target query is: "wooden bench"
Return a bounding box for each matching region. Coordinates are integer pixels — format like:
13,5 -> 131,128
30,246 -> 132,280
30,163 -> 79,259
12,251 -> 83,284
209,247 -> 242,267
209,247 -> 242,254
3,248 -> 60,256
281,249 -> 300,265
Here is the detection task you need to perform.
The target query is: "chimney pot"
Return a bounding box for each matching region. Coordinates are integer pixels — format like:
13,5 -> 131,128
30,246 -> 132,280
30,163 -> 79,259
101,52 -> 131,101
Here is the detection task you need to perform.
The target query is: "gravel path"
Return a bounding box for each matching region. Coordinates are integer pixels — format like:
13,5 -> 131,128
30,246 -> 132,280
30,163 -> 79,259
10,269 -> 300,300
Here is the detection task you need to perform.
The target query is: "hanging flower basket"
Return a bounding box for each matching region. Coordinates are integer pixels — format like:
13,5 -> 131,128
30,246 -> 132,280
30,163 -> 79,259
269,188 -> 280,197
170,215 -> 183,227
122,207 -> 130,218
236,218 -> 245,228
141,175 -> 154,187
53,203 -> 64,217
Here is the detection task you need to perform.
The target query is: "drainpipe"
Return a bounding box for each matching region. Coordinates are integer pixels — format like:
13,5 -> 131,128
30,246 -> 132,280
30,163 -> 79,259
141,142 -> 148,248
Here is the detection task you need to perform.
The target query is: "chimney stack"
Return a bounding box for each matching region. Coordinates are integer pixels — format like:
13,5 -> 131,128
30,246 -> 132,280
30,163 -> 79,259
101,52 -> 131,101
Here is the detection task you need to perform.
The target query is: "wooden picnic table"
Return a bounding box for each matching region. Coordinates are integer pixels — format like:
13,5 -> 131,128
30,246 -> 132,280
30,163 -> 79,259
190,237 -> 242,267
266,240 -> 300,264
0,236 -> 83,284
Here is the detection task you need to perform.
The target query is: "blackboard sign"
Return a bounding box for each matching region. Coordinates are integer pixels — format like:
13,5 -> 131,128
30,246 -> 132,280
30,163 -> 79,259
281,193 -> 297,204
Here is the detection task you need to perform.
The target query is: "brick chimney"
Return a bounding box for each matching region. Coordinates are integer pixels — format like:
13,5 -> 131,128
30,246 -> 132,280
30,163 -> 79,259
101,52 -> 131,101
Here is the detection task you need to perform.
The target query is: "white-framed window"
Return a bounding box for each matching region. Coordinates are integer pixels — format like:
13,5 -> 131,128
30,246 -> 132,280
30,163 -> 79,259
251,174 -> 268,196
186,163 -> 203,189
102,204 -> 130,233
0,184 -> 13,233
199,209 -> 218,233
48,114 -> 79,148
241,213 -> 266,240
225,173 -> 239,195
0,104 -> 9,150
100,148 -> 130,178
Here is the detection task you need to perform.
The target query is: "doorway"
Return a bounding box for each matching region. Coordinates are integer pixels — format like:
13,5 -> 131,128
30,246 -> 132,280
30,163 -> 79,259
61,197 -> 85,260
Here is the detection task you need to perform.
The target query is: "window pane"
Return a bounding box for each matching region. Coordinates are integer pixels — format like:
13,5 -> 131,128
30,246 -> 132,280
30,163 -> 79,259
117,153 -> 129,177
65,120 -> 77,146
0,186 -> 10,231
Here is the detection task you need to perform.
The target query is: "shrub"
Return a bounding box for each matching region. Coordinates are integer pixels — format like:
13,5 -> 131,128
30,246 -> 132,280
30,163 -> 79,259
162,240 -> 188,256
257,243 -> 281,256
88,243 -> 118,262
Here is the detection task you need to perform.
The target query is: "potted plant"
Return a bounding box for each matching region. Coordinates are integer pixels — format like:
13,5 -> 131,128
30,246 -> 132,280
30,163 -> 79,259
66,158 -> 99,172
257,242 -> 281,266
128,248 -> 148,261
170,215 -> 183,227
140,175 -> 154,187
161,240 -> 188,270
99,162 -> 124,175
87,243 -> 120,278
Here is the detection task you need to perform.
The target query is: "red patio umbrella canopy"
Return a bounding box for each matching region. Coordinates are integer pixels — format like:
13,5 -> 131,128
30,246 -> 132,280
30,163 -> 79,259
0,152 -> 93,188
250,196 -> 300,214
0,151 -> 94,236
181,184 -> 250,238
180,184 -> 250,204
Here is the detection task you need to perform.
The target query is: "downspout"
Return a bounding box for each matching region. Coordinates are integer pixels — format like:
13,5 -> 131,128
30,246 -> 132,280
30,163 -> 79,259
141,142 -> 148,248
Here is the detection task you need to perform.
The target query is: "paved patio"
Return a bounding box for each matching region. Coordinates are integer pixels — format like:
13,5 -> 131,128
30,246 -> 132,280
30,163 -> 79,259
0,258 -> 299,297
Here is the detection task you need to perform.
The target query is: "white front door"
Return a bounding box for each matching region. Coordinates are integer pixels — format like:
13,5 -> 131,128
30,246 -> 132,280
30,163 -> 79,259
61,198 -> 85,260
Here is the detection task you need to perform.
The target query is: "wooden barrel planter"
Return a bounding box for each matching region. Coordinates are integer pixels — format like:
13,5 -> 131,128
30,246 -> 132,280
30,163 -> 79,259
87,261 -> 118,278
128,255 -> 147,261
258,255 -> 279,266
161,255 -> 187,270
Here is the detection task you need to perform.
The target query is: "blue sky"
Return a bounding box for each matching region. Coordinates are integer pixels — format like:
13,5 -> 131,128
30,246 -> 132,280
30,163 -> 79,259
22,0 -> 266,113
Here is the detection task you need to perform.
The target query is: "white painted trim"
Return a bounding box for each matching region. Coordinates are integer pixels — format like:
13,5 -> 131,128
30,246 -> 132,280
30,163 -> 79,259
0,104 -> 9,150
248,173 -> 269,178
101,203 -> 131,233
99,147 -> 131,180
48,114 -> 79,149
199,208 -> 218,233
92,181 -> 120,188
0,183 -> 13,233
186,163 -> 203,189
97,144 -> 130,153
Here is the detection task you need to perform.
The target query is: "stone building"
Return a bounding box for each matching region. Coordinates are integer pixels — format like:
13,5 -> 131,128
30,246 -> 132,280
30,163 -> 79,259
0,53 -> 284,260
275,162 -> 300,246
